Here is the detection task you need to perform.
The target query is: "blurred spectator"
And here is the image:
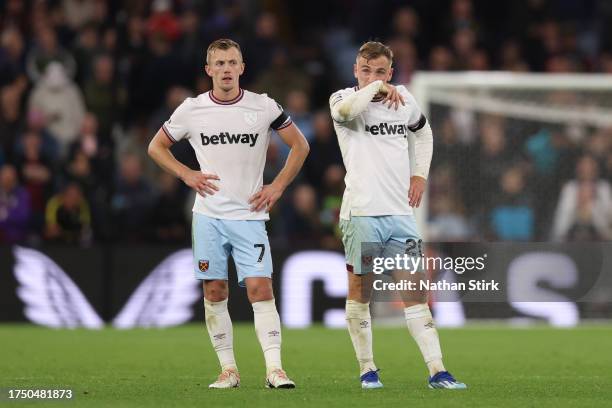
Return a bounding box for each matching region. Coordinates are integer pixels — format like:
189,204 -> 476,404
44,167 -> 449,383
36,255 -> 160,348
130,29 -> 183,117
200,1 -> 245,44
319,164 -> 344,249
0,80 -> 27,162
478,115 -> 515,211
303,110 -> 342,190
489,166 -> 534,241
285,89 -> 313,141
175,8 -> 203,82
28,62 -> 86,156
387,37 -> 417,84
147,0 -> 181,43
148,86 -> 191,136
389,6 -> 422,58
285,184 -> 322,246
72,23 -> 100,86
14,130 -> 53,234
447,0 -> 478,34
118,120 -> 162,183
243,12 -> 283,84
65,113 -> 103,194
584,128 -> 612,163
451,27 -> 478,70
62,0 -> 97,31
26,108 -> 60,160
111,153 -> 155,241
44,182 -> 91,244
83,54 -> 122,137
499,40 -> 529,72
63,150 -> 96,198
467,49 -> 489,70
26,25 -> 76,82
1,0 -> 28,34
0,164 -> 30,243
0,27 -> 25,86
551,155 -> 612,241
150,172 -> 188,243
272,89 -> 313,161
428,46 -> 454,71
429,196 -> 472,241
252,47 -> 311,106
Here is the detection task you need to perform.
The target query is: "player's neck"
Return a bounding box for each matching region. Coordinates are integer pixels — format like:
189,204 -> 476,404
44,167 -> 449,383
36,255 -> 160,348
211,87 -> 241,101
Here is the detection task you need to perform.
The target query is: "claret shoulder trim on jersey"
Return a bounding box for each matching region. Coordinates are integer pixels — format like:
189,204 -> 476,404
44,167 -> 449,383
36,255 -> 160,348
162,124 -> 177,143
209,88 -> 245,105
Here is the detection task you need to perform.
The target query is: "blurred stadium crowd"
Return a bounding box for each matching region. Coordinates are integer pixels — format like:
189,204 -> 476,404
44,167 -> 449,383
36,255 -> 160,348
0,0 -> 611,248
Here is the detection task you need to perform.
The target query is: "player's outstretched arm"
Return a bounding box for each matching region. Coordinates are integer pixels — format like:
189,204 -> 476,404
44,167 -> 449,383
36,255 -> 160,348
330,80 -> 382,123
248,123 -> 309,212
148,128 -> 220,197
330,80 -> 404,123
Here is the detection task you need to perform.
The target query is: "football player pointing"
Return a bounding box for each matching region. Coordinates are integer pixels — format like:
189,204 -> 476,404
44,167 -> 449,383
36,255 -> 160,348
330,41 -> 466,390
148,39 -> 309,389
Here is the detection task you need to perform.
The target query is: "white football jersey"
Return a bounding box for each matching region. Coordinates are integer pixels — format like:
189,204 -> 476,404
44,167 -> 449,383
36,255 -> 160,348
330,85 -> 426,220
163,88 -> 292,220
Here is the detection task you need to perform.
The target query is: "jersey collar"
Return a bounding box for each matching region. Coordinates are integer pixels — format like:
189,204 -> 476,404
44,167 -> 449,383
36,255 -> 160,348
209,88 -> 244,105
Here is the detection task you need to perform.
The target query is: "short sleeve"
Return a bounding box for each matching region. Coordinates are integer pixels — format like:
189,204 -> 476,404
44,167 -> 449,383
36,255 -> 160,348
162,98 -> 191,143
266,96 -> 292,131
398,86 -> 427,131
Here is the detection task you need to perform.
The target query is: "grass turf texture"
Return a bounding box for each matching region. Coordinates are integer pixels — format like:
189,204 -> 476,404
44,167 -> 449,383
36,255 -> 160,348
1,324 -> 611,407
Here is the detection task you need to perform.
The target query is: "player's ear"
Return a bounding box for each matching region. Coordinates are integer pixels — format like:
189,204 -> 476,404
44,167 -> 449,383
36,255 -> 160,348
387,66 -> 394,82
353,63 -> 358,79
239,62 -> 245,75
204,64 -> 212,77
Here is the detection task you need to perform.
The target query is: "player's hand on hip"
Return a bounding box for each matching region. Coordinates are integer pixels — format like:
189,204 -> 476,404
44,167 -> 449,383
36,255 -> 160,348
379,83 -> 405,110
249,183 -> 283,212
182,170 -> 220,197
408,176 -> 426,208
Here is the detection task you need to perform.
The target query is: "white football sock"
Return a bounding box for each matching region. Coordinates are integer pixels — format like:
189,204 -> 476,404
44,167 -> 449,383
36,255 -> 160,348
252,299 -> 282,373
346,300 -> 377,376
404,303 -> 445,376
204,298 -> 237,371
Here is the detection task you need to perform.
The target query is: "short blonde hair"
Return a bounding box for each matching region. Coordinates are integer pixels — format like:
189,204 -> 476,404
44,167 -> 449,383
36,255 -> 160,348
206,38 -> 242,65
357,41 -> 393,63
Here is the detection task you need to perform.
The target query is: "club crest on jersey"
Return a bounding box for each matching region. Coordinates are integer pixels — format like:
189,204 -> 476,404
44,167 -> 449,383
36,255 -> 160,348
244,112 -> 258,125
198,259 -> 209,272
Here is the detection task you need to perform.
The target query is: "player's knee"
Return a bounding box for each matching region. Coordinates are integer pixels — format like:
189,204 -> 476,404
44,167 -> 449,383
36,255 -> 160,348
203,280 -> 228,302
347,272 -> 371,302
246,284 -> 273,303
348,283 -> 370,303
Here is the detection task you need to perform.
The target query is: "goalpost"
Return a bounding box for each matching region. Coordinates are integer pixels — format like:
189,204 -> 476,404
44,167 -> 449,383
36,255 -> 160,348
408,72 -> 612,240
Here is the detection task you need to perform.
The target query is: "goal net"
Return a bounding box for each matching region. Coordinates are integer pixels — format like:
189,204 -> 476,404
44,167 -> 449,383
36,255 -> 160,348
408,72 -> 612,243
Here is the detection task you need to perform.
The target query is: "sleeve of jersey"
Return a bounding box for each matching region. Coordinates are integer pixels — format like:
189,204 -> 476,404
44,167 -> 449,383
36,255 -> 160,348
329,80 -> 383,123
400,87 -> 426,131
397,86 -> 432,179
162,100 -> 191,143
268,98 -> 293,131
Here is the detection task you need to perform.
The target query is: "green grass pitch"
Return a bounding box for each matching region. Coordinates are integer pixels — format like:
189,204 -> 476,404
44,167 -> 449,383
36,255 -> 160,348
1,324 -> 611,407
